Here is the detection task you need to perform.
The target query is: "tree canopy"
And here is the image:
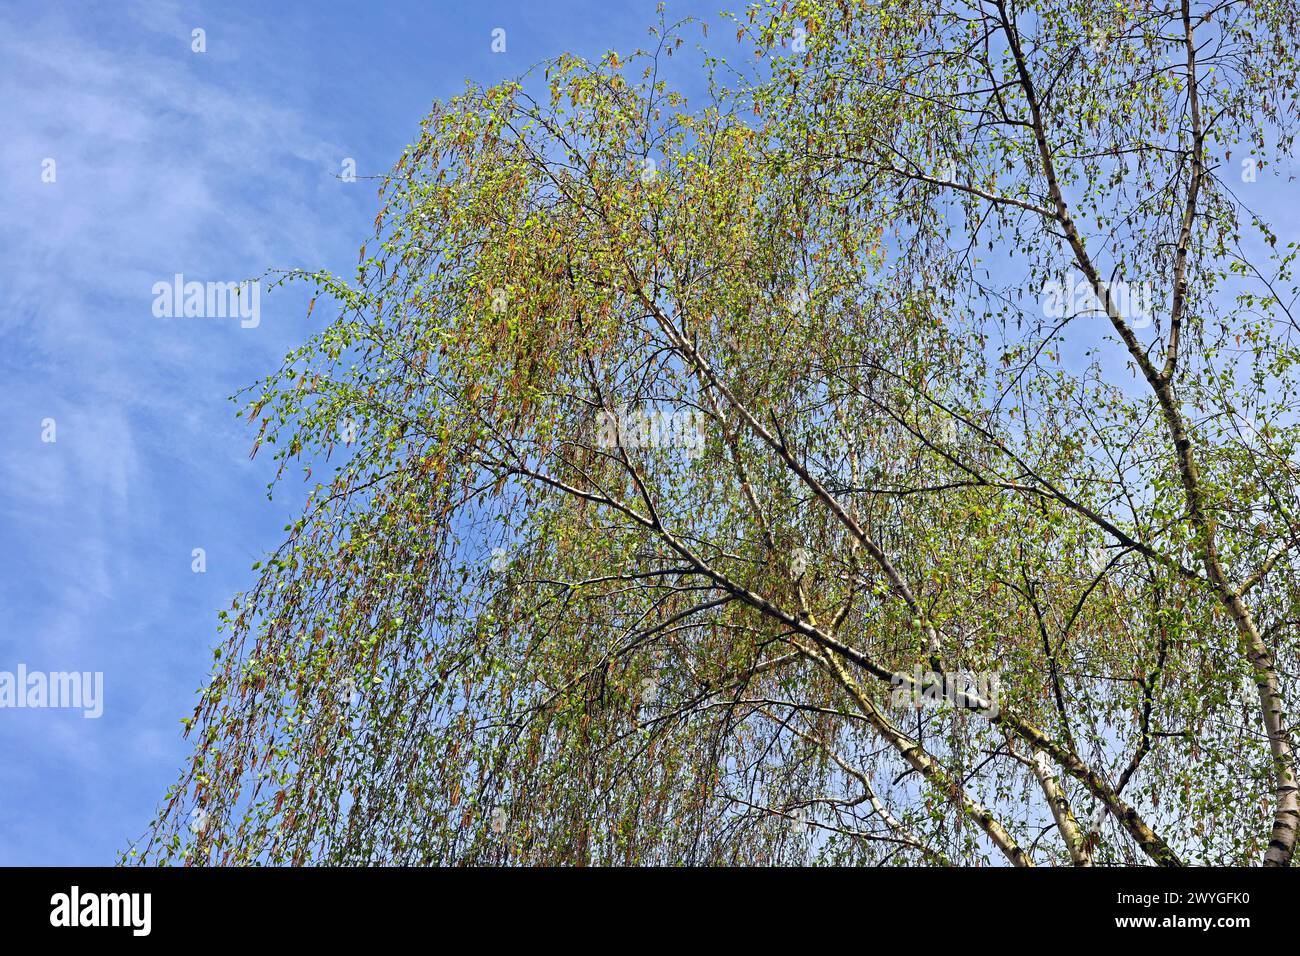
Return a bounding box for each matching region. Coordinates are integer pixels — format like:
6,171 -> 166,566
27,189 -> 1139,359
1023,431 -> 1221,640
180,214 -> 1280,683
133,0 -> 1300,866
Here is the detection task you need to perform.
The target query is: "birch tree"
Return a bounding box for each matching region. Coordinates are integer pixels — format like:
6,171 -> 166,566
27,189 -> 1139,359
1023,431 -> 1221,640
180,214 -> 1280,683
133,0 -> 1300,866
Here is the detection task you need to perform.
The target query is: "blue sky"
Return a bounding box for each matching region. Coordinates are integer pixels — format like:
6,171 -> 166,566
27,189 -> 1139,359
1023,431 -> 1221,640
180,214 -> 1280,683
3,0 -> 1295,869
0,0 -> 717,866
